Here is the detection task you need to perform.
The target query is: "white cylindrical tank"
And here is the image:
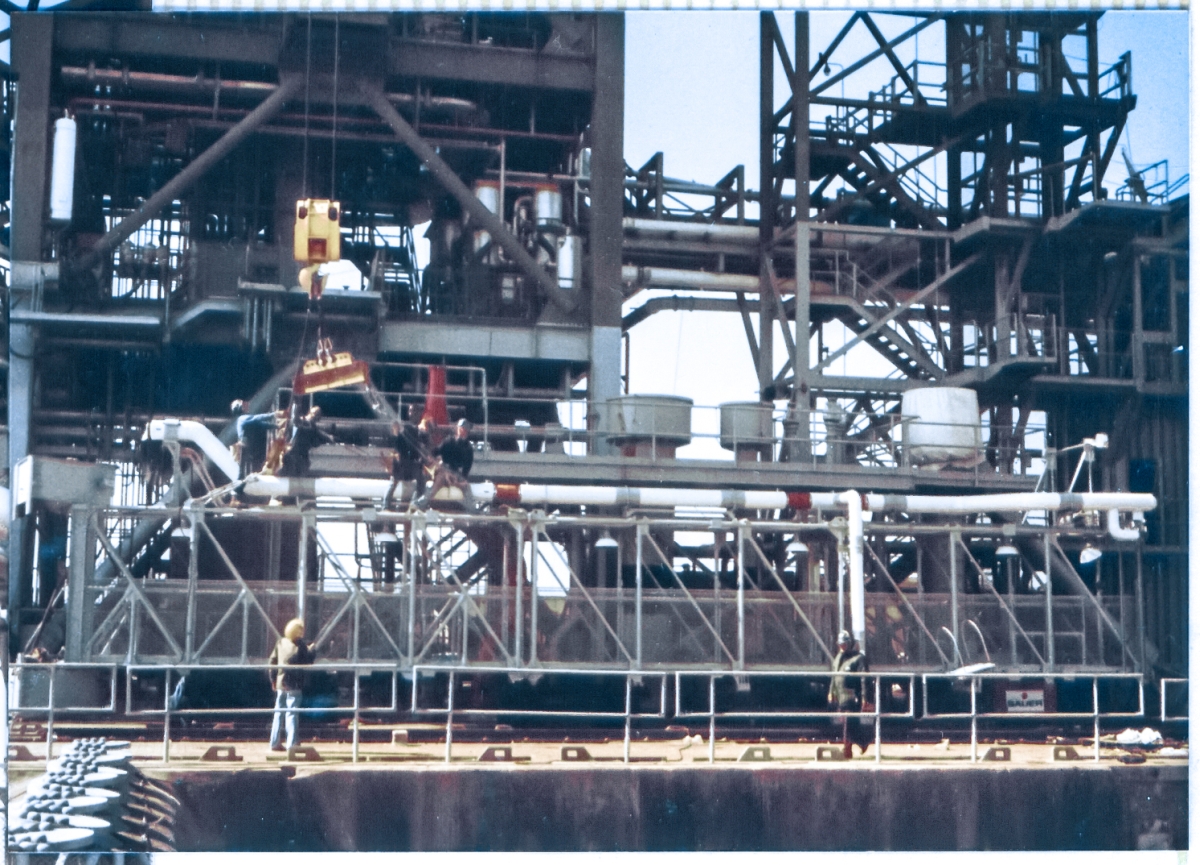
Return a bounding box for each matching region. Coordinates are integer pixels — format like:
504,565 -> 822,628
605,395 -> 693,446
472,180 -> 499,254
719,402 -> 774,452
557,233 -> 581,290
900,387 -> 982,465
535,184 -> 563,229
49,117 -> 77,223
473,180 -> 500,214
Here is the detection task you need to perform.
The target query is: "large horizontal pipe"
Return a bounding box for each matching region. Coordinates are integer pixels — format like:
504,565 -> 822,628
61,65 -> 478,113
623,218 -> 759,245
621,265 -> 760,293
239,475 -> 1155,522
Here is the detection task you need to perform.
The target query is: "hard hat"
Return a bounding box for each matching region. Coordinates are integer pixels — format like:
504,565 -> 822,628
837,630 -> 853,645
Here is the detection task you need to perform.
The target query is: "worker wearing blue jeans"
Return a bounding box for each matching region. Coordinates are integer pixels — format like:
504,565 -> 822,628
268,618 -> 313,752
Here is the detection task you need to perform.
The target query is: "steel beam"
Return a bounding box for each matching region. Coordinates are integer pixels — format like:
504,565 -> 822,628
816,253 -> 982,373
362,83 -> 568,313
80,76 -> 302,271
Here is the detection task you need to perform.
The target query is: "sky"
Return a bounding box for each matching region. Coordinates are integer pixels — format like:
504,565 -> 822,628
621,11 -> 1188,458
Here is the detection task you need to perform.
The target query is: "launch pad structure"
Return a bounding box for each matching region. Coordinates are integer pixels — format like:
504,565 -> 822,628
0,8 -> 1189,853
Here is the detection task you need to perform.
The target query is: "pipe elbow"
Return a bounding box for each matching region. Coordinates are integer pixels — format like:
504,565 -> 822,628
1106,508 -> 1142,542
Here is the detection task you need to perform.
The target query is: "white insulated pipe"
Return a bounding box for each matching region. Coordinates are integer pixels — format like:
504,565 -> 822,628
621,265 -> 760,293
146,418 -> 240,484
1106,507 -> 1143,542
234,474 -> 1155,524
623,217 -> 759,245
838,490 -> 866,645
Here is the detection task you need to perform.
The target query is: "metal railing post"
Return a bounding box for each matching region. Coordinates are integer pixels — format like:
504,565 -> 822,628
635,522 -> 645,669
949,530 -> 960,654
708,675 -> 716,764
407,515 -> 420,666
1045,531 -> 1055,671
874,675 -> 882,764
514,520 -> 525,665
530,522 -> 540,665
1093,676 -> 1100,762
444,670 -> 454,764
970,676 -> 978,763
45,664 -> 56,767
163,669 -> 172,763
736,523 -> 746,669
185,506 -> 201,662
353,671 -> 361,764
623,675 -> 632,764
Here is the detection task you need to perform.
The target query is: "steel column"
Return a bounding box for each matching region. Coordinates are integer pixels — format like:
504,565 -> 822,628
791,12 -> 812,459
588,14 -> 626,456
8,13 -> 55,657
64,504 -> 96,662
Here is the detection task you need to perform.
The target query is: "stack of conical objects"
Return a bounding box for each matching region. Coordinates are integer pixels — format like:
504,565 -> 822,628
8,738 -> 178,854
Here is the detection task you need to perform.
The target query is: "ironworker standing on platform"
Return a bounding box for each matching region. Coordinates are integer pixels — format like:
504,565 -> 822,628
418,419 -> 477,510
383,408 -> 431,509
279,406 -> 335,478
828,629 -> 872,758
268,618 -> 314,752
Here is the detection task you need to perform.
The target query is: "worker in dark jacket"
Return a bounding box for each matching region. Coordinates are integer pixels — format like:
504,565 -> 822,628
383,411 -> 432,509
418,419 -> 477,510
828,629 -> 872,758
268,618 -> 315,752
279,406 -> 335,478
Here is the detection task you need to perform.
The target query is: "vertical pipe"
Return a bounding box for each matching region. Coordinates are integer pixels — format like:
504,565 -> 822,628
1092,676 -> 1100,762
635,523 -> 644,668
1007,557 -> 1017,667
736,523 -> 746,669
1044,531 -> 1055,671
297,515 -> 311,626
1135,545 -> 1146,674
839,491 -> 865,643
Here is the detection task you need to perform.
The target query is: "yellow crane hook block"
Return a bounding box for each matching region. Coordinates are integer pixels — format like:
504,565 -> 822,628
294,199 -> 341,264
293,338 -> 369,395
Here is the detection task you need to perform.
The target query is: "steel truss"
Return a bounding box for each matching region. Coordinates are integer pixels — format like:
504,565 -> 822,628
70,501 -> 1146,678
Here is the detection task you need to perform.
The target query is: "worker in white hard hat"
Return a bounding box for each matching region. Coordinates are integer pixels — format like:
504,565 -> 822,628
828,629 -> 872,758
